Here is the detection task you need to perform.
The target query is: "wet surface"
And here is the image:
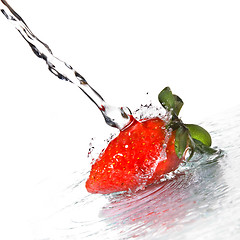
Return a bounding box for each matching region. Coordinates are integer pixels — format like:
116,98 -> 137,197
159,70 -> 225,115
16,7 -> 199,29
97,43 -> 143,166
31,106 -> 240,240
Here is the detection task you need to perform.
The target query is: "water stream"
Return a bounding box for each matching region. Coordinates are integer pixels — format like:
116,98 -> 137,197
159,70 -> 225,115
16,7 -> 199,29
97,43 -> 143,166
0,0 -> 131,130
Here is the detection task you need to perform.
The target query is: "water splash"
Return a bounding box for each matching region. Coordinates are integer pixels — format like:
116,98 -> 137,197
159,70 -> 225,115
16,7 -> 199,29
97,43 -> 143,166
27,100 -> 229,240
0,0 -> 131,130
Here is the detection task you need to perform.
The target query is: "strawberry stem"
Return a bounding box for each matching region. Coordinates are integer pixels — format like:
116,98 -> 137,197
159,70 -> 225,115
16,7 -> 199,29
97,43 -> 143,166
158,87 -> 215,160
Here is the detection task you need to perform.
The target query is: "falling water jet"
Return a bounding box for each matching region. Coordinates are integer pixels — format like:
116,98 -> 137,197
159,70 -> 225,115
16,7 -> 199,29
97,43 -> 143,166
0,0 -> 132,130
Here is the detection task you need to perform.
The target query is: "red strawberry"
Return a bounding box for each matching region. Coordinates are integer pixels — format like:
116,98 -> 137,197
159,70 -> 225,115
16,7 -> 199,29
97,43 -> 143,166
86,87 -> 214,194
86,116 -> 183,194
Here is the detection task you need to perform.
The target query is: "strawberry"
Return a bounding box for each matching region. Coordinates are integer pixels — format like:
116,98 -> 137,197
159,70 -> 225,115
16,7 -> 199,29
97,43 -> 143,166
86,117 -> 182,194
86,87 -> 214,194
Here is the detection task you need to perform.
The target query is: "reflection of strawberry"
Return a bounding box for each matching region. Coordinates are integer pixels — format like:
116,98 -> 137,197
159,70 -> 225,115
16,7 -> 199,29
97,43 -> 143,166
86,117 -> 182,194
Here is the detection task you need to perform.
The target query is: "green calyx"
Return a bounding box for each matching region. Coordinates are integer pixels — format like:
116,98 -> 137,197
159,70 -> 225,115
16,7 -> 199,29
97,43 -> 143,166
185,124 -> 212,147
158,87 -> 183,117
158,87 -> 215,160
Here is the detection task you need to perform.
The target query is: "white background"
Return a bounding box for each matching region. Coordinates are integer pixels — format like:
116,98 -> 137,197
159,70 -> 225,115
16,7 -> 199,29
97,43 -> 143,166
0,0 -> 240,239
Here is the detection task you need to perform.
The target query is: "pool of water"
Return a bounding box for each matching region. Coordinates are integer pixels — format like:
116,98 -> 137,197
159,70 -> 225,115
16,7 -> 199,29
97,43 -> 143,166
30,105 -> 240,240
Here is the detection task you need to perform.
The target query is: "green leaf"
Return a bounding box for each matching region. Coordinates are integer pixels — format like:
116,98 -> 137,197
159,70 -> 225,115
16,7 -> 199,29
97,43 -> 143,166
175,126 -> 195,159
186,124 -> 212,147
158,87 -> 175,112
175,126 -> 189,158
158,87 -> 184,117
193,139 -> 217,154
173,94 -> 183,116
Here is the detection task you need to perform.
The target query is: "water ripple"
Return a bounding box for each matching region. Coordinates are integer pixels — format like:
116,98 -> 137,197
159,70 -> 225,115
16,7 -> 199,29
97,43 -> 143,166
33,107 -> 240,240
